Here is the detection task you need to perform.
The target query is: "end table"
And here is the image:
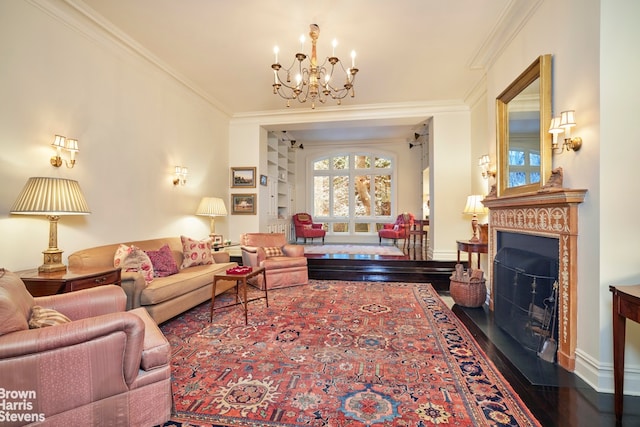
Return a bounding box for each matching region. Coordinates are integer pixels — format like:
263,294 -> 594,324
18,267 -> 122,297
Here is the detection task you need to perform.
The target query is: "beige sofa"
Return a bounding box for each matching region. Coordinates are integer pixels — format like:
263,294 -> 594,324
68,237 -> 238,324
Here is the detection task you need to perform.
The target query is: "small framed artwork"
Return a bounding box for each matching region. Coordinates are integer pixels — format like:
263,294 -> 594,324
231,193 -> 257,215
231,167 -> 256,188
211,234 -> 223,246
260,174 -> 268,186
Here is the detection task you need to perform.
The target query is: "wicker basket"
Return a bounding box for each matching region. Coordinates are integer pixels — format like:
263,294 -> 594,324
450,279 -> 487,308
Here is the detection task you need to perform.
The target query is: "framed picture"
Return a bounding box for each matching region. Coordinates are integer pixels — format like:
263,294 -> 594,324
231,193 -> 257,215
211,234 -> 223,246
231,167 -> 256,188
260,174 -> 268,186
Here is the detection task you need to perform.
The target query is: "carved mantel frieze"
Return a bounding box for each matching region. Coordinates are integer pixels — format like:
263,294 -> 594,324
482,188 -> 587,372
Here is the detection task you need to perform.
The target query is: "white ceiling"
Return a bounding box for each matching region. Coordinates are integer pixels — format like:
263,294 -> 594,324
72,0 -> 535,142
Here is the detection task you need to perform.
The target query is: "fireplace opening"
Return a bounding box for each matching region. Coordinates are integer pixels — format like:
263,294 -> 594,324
494,233 -> 559,363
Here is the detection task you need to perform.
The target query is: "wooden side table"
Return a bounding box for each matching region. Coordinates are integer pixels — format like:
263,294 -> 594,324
18,267 -> 122,297
456,240 -> 488,269
211,267 -> 268,324
408,219 -> 429,249
609,284 -> 640,423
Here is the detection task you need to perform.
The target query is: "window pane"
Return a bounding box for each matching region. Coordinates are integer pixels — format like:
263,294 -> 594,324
529,152 -> 541,166
354,223 -> 370,232
354,155 -> 370,169
374,175 -> 391,216
333,156 -> 348,170
508,150 -> 525,166
314,159 -> 329,170
530,172 -> 540,184
354,175 -> 371,216
509,171 -> 527,187
314,176 -> 329,216
332,176 -> 349,216
375,157 -> 391,168
332,223 -> 348,232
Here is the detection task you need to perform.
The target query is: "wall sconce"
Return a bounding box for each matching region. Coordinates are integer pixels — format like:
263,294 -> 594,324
478,154 -> 496,179
408,132 -> 423,149
549,110 -> 583,153
290,140 -> 304,149
173,166 -> 188,186
50,135 -> 79,168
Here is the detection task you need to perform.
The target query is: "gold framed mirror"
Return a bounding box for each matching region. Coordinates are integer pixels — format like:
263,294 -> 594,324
496,54 -> 552,196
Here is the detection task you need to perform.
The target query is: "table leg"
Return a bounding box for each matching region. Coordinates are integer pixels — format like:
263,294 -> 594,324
262,269 -> 269,307
457,250 -> 461,264
242,277 -> 248,325
612,294 -> 625,422
210,278 -> 218,322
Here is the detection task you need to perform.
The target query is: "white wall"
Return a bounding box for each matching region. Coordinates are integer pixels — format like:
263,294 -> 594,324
479,0 -> 640,394
0,1 -> 230,271
598,0 -> 640,393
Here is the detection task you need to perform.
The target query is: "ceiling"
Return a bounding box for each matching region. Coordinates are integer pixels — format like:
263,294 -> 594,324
72,0 -> 532,142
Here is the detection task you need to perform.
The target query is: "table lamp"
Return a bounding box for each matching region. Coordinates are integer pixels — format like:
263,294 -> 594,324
462,194 -> 488,242
195,197 -> 227,237
11,177 -> 90,272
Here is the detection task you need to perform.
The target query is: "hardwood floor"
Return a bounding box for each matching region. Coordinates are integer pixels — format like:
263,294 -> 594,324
304,242 -> 640,427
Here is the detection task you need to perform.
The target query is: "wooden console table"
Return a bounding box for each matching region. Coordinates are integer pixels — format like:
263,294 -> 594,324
456,240 -> 488,269
609,284 -> 640,422
211,267 -> 268,324
18,267 -> 122,297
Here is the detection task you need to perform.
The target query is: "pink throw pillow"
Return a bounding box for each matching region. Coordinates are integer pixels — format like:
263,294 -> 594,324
145,244 -> 179,277
114,244 -> 154,283
180,236 -> 213,268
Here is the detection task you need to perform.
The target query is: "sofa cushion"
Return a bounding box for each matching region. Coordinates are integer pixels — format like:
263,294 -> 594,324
263,246 -> 284,258
140,262 -> 236,306
146,244 -> 179,278
180,236 -> 213,268
28,305 -> 71,328
114,244 -> 155,283
0,269 -> 35,336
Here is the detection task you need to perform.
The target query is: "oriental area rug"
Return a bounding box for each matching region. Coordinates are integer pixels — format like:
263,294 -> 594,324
161,280 -> 540,427
302,244 -> 405,256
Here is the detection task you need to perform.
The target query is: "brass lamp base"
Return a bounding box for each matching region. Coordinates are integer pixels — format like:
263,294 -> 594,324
39,248 -> 67,273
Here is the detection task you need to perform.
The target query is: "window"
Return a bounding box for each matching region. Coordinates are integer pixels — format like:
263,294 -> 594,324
311,152 -> 394,236
508,141 -> 540,187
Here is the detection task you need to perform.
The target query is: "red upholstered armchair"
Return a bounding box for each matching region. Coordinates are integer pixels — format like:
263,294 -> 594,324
293,212 -> 326,244
378,212 -> 415,246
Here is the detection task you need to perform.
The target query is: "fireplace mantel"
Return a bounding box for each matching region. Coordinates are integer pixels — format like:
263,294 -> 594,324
483,188 -> 587,371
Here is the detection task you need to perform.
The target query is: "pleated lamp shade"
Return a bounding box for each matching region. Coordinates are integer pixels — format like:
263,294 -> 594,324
11,177 -> 90,215
11,177 -> 90,272
195,197 -> 227,235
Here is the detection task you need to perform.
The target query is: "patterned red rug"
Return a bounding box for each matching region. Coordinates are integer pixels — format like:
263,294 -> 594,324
161,280 -> 540,426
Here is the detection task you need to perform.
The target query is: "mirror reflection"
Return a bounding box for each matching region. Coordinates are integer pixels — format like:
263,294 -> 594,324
506,78 -> 541,188
496,54 -> 552,197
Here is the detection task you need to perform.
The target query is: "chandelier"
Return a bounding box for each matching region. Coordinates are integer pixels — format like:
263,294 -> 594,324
271,24 -> 359,109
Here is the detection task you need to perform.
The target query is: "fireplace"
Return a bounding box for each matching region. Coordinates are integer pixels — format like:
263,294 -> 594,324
494,236 -> 559,361
482,189 -> 586,371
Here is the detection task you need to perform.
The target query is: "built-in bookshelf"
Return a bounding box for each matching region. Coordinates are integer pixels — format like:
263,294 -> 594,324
266,133 -> 295,240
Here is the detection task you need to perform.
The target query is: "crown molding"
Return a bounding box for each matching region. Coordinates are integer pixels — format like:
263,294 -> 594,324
28,0 -> 232,116
467,0 -> 544,72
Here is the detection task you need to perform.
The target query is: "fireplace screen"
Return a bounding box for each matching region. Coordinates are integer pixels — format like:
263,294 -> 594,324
493,247 -> 559,362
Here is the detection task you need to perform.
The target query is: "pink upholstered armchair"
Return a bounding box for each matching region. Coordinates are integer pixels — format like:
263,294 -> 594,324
0,269 -> 171,427
240,233 -> 308,290
292,212 -> 326,244
378,212 -> 415,246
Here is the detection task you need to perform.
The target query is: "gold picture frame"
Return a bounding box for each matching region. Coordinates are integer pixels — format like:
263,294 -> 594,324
231,167 -> 256,188
231,193 -> 256,215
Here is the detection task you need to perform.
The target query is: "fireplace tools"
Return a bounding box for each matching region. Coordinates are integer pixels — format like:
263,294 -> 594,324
537,281 -> 559,362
